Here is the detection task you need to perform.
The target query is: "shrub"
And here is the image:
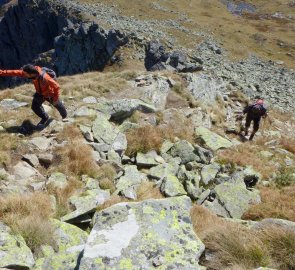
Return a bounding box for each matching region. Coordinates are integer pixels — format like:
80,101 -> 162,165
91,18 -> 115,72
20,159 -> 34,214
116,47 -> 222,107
274,166 -> 295,187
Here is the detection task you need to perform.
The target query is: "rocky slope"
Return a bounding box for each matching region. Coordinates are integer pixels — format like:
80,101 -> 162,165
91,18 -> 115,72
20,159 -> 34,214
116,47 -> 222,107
0,0 -> 295,269
0,69 -> 294,269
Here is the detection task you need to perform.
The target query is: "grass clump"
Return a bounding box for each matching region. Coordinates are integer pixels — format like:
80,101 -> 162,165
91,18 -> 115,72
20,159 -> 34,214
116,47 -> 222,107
243,185 -> 295,222
191,205 -> 295,270
0,192 -> 55,255
56,125 -> 101,178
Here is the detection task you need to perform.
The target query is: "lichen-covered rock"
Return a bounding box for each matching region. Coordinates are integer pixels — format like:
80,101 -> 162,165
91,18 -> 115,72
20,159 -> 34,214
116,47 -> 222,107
33,249 -> 82,270
79,196 -> 205,269
200,163 -> 220,186
170,140 -> 200,164
203,199 -> 230,218
52,219 -> 88,252
115,165 -> 146,199
0,222 -> 35,269
161,174 -> 187,197
47,172 -> 67,189
13,161 -> 42,181
92,113 -> 120,145
148,163 -> 179,180
214,182 -> 261,219
136,151 -> 160,168
61,189 -> 110,223
74,106 -> 97,118
195,127 -> 233,151
252,218 -> 295,232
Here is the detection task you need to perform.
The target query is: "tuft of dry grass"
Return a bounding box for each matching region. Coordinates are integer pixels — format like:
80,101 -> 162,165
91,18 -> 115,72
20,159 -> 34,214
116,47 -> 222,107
125,118 -> 194,156
96,194 -> 130,212
125,125 -> 164,156
57,124 -> 84,142
136,181 -> 164,201
280,136 -> 295,155
217,142 -> 274,179
56,125 -> 100,178
243,185 -> 295,222
0,133 -> 19,166
0,192 -> 55,255
47,178 -> 82,218
191,205 -> 295,270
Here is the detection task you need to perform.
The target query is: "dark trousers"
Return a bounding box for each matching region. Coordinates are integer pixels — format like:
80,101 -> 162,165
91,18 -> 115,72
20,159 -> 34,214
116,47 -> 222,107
31,93 -> 67,120
245,114 -> 261,132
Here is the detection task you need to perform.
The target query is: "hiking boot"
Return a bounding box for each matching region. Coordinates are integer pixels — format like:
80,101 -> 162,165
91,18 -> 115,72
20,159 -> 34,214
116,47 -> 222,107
36,116 -> 49,128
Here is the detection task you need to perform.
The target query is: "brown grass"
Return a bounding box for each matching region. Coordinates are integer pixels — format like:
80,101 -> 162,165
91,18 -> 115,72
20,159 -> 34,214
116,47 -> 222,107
136,181 -> 164,201
96,194 -> 130,211
217,142 -> 274,179
125,118 -> 194,156
243,185 -> 295,222
56,125 -> 100,178
191,205 -> 295,270
280,136 -> 295,154
47,178 -> 82,218
0,133 -> 19,166
0,192 -> 55,255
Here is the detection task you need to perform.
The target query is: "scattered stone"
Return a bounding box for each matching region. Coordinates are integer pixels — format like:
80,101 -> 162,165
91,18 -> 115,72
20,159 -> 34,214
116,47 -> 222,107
200,163 -> 220,186
115,165 -> 146,199
136,151 -> 160,168
149,163 -> 179,180
47,172 -> 68,189
0,99 -> 28,110
195,127 -> 233,151
197,189 -> 211,205
74,106 -> 97,118
195,145 -> 213,164
160,174 -> 187,197
170,140 -> 200,164
22,154 -> 39,168
80,196 -> 205,269
112,132 -> 127,152
38,154 -> 54,166
61,189 -> 110,223
83,96 -> 97,104
13,161 -> 41,181
214,182 -> 261,218
79,125 -> 94,142
30,137 -> 53,151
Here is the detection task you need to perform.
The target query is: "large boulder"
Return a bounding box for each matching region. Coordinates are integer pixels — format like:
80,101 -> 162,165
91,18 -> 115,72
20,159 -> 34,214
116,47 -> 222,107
79,196 -> 205,269
195,127 -> 233,151
213,182 -> 261,219
170,140 -> 200,164
95,98 -> 156,121
0,223 -> 35,269
200,163 -> 220,186
0,99 -> 28,110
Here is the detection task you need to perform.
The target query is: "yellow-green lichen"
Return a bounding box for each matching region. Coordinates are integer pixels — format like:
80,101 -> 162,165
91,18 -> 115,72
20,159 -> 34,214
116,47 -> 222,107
119,258 -> 133,270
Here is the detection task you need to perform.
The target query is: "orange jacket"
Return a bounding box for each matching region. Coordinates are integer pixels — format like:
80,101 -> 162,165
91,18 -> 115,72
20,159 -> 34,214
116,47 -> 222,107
0,66 -> 60,102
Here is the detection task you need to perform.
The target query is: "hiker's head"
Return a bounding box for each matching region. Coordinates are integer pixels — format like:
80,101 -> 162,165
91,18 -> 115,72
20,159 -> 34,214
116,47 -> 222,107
22,64 -> 39,79
256,99 -> 264,105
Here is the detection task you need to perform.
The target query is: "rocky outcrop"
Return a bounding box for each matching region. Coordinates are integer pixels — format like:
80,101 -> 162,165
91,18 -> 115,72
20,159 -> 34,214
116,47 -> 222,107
0,0 -> 127,89
145,41 -> 202,72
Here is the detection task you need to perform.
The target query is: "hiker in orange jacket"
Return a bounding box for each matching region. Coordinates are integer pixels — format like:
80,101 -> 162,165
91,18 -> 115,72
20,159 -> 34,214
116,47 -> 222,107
0,64 -> 67,127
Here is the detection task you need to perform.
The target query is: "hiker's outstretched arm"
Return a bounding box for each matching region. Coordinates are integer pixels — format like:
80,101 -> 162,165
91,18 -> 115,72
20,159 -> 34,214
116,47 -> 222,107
0,69 -> 25,77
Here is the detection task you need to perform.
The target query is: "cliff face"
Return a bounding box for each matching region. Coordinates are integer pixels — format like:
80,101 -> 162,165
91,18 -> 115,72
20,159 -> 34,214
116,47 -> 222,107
0,0 -> 127,88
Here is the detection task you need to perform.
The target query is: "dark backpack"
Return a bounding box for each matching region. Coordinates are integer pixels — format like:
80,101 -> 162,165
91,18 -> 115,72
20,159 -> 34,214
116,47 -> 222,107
40,67 -> 57,81
251,103 -> 264,117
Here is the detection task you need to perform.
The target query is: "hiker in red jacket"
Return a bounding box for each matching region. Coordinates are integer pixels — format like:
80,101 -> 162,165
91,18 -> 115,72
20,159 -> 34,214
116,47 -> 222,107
242,99 -> 267,141
0,64 -> 67,127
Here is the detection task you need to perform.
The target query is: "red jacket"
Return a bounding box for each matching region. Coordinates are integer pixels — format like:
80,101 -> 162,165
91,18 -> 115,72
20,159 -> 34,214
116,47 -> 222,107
0,66 -> 60,102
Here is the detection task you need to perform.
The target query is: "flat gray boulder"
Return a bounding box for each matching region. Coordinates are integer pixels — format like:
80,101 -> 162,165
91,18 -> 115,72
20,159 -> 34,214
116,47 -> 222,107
79,196 -> 205,269
195,127 -> 233,151
170,140 -> 200,164
161,174 -> 187,197
61,189 -> 110,223
0,99 -> 28,110
95,98 -> 156,121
